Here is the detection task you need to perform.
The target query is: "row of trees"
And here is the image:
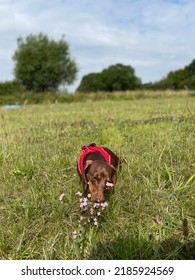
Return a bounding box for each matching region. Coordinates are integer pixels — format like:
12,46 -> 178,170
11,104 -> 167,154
78,60 -> 195,92
12,33 -> 141,93
143,60 -> 195,90
2,32 -> 195,93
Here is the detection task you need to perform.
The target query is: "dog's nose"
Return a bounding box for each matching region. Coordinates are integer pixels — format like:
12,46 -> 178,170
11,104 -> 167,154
95,200 -> 105,203
94,192 -> 105,203
95,196 -> 105,203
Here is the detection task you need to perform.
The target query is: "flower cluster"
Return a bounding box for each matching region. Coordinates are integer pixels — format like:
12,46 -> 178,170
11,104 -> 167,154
72,191 -> 108,240
106,182 -> 114,188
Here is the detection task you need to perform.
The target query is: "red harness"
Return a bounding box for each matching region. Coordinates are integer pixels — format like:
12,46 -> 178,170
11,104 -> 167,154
78,145 -> 111,175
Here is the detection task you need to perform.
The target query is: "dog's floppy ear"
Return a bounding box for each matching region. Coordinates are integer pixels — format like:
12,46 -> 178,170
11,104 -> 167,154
82,160 -> 93,190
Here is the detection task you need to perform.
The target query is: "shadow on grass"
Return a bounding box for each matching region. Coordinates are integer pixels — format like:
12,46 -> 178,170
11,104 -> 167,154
88,235 -> 195,260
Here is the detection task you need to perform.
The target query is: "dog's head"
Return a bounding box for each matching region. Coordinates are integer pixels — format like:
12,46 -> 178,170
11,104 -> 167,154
82,160 -> 117,202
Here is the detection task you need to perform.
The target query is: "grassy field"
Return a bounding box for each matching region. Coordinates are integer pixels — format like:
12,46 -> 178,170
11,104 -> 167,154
0,95 -> 195,259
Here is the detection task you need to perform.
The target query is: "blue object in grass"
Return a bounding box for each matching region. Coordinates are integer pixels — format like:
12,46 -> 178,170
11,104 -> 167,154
2,104 -> 22,109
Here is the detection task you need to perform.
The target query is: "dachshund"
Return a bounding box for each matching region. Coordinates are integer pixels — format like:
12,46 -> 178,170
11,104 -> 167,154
77,143 -> 121,202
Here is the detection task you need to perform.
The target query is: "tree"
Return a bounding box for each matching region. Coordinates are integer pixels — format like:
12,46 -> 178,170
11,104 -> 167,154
101,64 -> 141,91
142,59 -> 195,90
77,73 -> 103,92
165,69 -> 189,89
187,59 -> 195,76
77,63 -> 141,92
13,33 -> 78,92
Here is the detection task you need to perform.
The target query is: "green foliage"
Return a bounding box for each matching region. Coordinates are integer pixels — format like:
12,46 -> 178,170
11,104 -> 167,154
0,81 -> 25,96
143,59 -> 195,90
0,89 -> 193,106
0,90 -> 75,105
77,63 -> 141,92
13,33 -> 78,92
77,73 -> 102,92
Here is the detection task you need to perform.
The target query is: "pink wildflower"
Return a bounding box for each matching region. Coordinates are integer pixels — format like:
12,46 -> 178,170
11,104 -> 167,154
72,230 -> 77,239
83,201 -> 88,206
59,193 -> 65,201
101,202 -> 108,209
94,218 -> 98,226
74,190 -> 109,233
106,182 -> 114,187
80,203 -> 84,208
76,191 -> 83,197
93,202 -> 100,208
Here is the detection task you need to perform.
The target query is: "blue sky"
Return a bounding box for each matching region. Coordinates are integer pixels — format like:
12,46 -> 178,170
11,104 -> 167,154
0,0 -> 195,90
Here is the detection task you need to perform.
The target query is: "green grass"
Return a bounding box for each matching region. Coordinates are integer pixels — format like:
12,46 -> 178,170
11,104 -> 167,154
0,95 -> 195,259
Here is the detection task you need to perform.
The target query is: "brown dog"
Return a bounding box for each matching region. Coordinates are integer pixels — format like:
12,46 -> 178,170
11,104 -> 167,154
77,143 -> 120,202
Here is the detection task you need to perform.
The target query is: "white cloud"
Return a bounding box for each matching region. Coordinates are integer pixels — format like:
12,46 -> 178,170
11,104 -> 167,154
0,0 -> 195,89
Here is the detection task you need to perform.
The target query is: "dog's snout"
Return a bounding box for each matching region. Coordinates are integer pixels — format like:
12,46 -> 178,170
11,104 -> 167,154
95,197 -> 105,203
93,192 -> 105,203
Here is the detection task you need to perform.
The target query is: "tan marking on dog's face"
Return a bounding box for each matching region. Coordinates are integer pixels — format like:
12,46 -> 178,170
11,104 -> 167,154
88,181 -> 105,202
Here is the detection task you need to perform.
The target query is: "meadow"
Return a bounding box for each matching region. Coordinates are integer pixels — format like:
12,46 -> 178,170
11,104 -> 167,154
0,93 -> 195,259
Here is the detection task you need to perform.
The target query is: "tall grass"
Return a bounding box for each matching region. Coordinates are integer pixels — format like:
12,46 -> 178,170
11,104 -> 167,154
1,89 -> 195,105
0,95 -> 195,259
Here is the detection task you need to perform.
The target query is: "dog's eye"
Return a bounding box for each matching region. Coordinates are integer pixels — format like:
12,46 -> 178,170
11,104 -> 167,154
93,176 -> 97,180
